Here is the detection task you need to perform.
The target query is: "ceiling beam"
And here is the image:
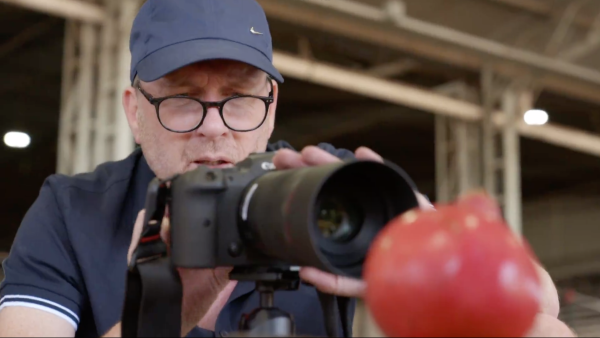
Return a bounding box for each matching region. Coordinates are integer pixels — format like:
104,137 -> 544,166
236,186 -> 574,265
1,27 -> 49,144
275,105 -> 429,145
8,0 -> 600,105
0,0 -> 105,24
559,36 -> 600,62
0,18 -> 59,60
488,0 -> 597,30
367,59 -> 418,78
259,0 -> 600,106
273,50 -> 600,158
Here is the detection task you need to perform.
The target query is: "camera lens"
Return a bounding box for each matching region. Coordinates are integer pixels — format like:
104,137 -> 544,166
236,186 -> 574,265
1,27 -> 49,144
241,159 -> 420,279
316,197 -> 362,243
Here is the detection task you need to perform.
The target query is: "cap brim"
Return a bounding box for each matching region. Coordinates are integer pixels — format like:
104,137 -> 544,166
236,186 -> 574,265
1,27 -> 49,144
134,39 -> 284,84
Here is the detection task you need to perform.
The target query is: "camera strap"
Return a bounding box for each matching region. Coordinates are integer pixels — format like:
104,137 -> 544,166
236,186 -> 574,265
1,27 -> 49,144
317,291 -> 353,337
121,178 -> 183,337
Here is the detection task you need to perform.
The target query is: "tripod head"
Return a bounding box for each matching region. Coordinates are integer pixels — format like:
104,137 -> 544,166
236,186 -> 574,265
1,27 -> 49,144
227,267 -> 352,338
229,267 -> 301,337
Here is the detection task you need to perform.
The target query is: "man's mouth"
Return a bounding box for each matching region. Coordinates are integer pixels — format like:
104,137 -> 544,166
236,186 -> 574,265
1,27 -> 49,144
193,160 -> 234,168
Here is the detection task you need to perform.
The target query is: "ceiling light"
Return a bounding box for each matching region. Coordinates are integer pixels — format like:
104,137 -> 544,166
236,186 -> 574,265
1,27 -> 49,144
4,131 -> 31,149
523,109 -> 549,126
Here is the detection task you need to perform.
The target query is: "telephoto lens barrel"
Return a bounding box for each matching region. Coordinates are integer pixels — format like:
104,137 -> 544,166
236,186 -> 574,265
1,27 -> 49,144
239,159 -> 420,279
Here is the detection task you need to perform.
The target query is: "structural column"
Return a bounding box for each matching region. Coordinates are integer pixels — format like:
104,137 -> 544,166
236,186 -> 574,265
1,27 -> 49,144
56,20 -> 77,175
113,0 -> 141,162
435,115 -> 450,202
435,82 -> 481,202
57,0 -> 141,176
481,66 -> 498,199
73,23 -> 96,174
479,66 -> 529,235
501,85 -> 522,234
501,86 -> 532,235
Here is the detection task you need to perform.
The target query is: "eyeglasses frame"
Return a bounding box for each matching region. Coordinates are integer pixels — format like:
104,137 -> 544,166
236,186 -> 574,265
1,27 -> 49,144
136,77 -> 275,133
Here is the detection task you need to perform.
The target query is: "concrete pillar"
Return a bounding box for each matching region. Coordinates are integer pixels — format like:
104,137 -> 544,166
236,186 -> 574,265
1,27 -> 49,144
57,0 -> 141,175
501,86 -> 532,235
434,81 -> 481,202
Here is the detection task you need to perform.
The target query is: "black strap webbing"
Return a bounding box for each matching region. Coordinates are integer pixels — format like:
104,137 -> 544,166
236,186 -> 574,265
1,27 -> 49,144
338,296 -> 352,337
122,257 -> 182,337
121,177 -> 184,337
317,291 -> 352,337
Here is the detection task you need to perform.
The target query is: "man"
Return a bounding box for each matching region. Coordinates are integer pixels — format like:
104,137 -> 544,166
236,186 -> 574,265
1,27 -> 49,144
0,0 -> 574,337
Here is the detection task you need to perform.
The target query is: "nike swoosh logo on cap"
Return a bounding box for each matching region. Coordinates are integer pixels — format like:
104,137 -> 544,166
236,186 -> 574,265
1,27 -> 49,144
250,27 -> 263,35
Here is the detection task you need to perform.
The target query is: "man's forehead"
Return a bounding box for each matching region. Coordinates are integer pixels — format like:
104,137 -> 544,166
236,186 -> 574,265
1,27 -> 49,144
162,60 -> 265,88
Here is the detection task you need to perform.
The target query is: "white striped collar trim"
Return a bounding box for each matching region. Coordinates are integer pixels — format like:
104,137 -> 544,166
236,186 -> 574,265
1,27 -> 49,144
0,302 -> 78,330
0,295 -> 79,322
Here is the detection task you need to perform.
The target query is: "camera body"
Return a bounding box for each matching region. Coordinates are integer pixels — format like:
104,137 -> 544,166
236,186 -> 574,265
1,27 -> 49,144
169,152 -> 285,270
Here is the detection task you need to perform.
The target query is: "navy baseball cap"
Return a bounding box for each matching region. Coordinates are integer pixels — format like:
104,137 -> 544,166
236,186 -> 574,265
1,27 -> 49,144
129,0 -> 284,84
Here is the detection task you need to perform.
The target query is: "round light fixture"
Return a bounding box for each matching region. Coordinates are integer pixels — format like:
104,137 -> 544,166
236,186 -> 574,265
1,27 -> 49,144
4,131 -> 31,149
523,109 -> 549,126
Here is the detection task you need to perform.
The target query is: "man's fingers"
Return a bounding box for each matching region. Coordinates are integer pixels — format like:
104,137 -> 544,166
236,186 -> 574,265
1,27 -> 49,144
416,192 -> 435,210
301,146 -> 341,166
272,148 -> 307,170
160,216 -> 171,252
300,267 -> 366,298
128,210 -> 146,264
355,146 -> 384,163
525,313 -> 577,337
273,146 -> 384,169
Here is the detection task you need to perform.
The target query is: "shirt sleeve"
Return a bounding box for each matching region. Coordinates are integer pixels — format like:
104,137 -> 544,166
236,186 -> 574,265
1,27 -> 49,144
0,176 -> 84,330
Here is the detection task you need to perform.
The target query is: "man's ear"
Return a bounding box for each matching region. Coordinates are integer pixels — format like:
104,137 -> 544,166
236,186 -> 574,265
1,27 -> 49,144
266,79 -> 278,136
122,86 -> 141,144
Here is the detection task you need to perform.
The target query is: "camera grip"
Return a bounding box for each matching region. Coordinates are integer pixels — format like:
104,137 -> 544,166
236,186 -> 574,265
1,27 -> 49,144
169,168 -> 226,268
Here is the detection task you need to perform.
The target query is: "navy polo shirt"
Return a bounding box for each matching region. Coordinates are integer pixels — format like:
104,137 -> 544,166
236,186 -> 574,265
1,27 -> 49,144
0,141 -> 356,337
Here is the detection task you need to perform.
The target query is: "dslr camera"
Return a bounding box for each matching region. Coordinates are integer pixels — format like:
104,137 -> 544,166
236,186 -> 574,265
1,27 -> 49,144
163,151 -> 419,279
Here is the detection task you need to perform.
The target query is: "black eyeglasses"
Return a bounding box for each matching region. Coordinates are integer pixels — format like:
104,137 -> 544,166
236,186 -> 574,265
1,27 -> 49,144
136,79 -> 274,133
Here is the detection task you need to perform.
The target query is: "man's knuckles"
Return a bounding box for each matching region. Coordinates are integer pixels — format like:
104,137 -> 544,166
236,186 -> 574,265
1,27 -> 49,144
354,147 -> 384,162
300,146 -> 340,165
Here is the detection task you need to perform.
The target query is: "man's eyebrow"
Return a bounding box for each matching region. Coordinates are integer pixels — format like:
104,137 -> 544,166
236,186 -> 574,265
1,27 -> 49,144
161,73 -> 268,94
226,74 -> 263,87
162,77 -> 195,89
218,77 -> 267,95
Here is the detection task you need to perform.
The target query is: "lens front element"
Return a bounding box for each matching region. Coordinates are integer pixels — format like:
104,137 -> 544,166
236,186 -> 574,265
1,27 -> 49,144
316,197 -> 362,243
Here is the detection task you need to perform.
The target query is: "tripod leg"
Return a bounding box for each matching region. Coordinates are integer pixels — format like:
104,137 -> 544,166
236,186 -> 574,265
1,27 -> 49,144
238,307 -> 295,337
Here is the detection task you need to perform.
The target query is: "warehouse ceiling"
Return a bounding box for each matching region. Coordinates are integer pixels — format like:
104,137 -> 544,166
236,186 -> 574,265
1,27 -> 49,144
2,0 -> 600,246
2,0 -> 600,334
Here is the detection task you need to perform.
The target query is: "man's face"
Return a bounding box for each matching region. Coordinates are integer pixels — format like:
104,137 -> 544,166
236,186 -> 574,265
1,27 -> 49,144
123,60 -> 278,179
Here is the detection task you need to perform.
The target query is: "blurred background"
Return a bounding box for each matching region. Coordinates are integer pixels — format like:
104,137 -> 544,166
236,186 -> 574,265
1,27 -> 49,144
2,0 -> 600,336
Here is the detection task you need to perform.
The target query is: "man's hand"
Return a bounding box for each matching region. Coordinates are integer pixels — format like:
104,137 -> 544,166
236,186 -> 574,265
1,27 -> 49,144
272,146 -> 431,298
525,265 -> 577,337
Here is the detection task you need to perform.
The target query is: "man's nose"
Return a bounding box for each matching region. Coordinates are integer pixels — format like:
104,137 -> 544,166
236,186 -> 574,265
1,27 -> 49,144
195,107 -> 229,138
